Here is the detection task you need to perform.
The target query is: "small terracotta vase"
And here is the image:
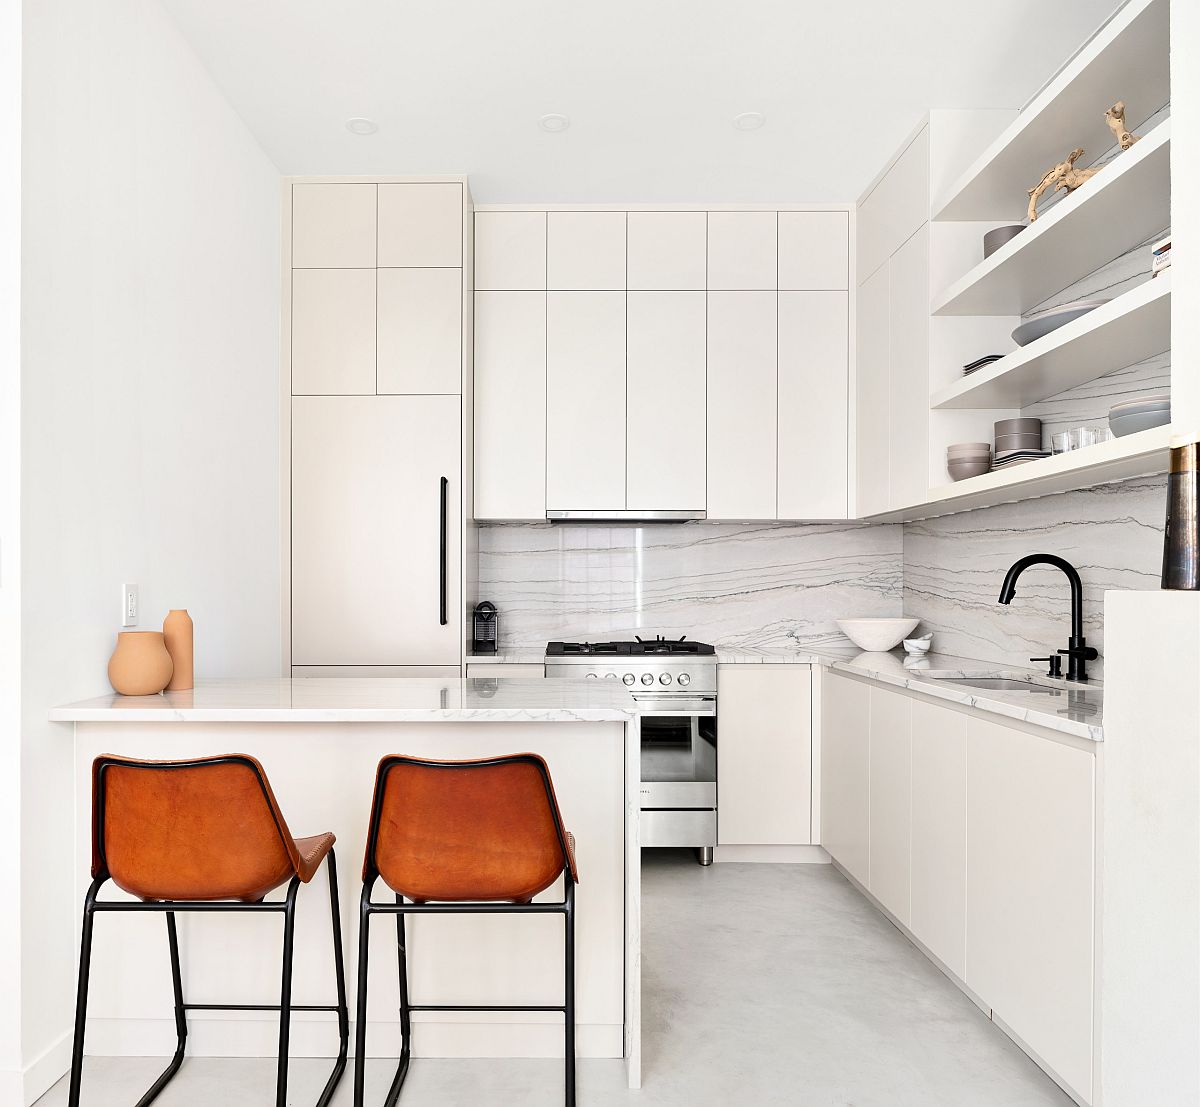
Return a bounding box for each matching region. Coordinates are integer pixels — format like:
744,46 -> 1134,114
108,631 -> 174,696
163,609 -> 194,690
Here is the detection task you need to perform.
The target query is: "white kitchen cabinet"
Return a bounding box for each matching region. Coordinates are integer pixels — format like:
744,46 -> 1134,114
546,292 -> 627,511
868,686 -> 911,925
909,699 -> 966,978
717,666 -> 813,845
777,291 -> 849,519
290,268 -> 377,395
820,672 -> 870,885
855,263 -> 891,517
377,267 -> 461,394
706,292 -> 777,520
887,225 -> 930,510
626,292 -> 706,510
965,717 -> 1095,1101
291,182 -> 376,269
706,211 -> 776,290
377,183 -> 463,268
473,292 -> 546,520
778,211 -> 849,290
474,211 -> 547,290
857,125 -> 929,286
626,211 -> 706,290
547,211 -> 626,290
291,396 -> 462,666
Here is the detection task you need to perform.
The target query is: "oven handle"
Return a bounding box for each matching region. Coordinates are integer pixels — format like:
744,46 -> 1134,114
631,695 -> 716,718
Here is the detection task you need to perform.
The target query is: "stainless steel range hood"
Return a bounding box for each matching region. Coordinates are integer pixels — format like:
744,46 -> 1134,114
546,509 -> 706,524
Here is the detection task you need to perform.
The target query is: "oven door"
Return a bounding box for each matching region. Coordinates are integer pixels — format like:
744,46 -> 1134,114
636,695 -> 717,809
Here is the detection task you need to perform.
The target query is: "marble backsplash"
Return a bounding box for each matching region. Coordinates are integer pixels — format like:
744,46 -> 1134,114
902,476 -> 1166,678
477,520 -> 903,649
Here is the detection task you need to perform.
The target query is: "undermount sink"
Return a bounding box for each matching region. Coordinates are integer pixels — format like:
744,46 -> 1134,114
933,676 -> 1058,693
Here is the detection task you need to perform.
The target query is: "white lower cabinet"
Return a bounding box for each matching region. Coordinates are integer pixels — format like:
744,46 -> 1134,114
965,716 -> 1095,1101
820,672 -> 870,885
868,686 -> 911,925
716,666 -> 812,846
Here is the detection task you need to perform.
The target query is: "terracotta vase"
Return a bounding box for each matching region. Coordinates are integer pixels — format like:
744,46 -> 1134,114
163,609 -> 194,690
108,631 -> 174,696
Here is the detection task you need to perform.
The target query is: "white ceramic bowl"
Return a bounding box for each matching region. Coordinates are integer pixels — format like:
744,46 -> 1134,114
903,637 -> 931,654
837,617 -> 920,652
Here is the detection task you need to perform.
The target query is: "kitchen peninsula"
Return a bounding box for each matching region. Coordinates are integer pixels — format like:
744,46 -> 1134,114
49,678 -> 642,1088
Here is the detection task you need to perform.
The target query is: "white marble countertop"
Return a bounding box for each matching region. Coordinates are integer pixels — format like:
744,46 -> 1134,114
465,651 -> 547,665
49,677 -> 637,724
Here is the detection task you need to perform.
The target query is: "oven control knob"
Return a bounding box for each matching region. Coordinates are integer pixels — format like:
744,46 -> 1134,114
640,673 -> 655,686
585,672 -> 597,679
604,673 -> 617,679
622,673 -> 636,686
677,673 -> 691,687
659,672 -> 672,685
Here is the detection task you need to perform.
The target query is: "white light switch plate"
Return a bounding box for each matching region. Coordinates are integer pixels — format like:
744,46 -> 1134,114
121,583 -> 138,627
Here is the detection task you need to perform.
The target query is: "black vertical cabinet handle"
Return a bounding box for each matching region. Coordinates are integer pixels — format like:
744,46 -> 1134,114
439,476 -> 449,626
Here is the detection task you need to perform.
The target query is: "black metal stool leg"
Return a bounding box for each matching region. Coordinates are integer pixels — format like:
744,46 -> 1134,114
316,850 -> 350,1107
129,912 -> 190,1107
354,882 -> 373,1107
67,879 -> 102,1107
383,897 -> 412,1107
564,882 -> 576,1107
276,877 -> 301,1107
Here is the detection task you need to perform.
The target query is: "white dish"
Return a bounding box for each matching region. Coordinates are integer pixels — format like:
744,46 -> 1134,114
837,617 -> 920,652
903,636 -> 932,655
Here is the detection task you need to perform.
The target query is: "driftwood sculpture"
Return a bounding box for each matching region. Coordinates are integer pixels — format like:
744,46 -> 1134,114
1104,101 -> 1140,150
1026,148 -> 1099,222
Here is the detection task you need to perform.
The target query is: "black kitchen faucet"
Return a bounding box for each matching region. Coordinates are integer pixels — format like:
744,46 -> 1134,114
997,553 -> 1098,682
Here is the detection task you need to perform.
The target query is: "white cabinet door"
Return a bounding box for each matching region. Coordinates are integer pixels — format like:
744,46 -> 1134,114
778,291 -> 849,519
707,211 -> 776,290
868,686 -> 912,925
909,699 -> 966,978
717,666 -> 812,845
474,212 -> 547,291
706,292 -> 777,520
547,211 -> 626,290
377,268 -> 462,394
887,225 -> 929,510
778,211 -> 849,290
291,182 -> 376,268
857,126 -> 929,285
546,292 -> 626,510
291,268 -> 377,395
820,672 -> 870,885
377,183 -> 463,268
626,292 -> 706,510
473,292 -> 546,520
965,718 -> 1095,1101
626,212 -> 706,290
291,396 -> 462,666
855,263 -> 890,517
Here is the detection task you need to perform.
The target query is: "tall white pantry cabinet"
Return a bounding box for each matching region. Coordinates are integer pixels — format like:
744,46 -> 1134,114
284,178 -> 473,674
473,207 -> 853,522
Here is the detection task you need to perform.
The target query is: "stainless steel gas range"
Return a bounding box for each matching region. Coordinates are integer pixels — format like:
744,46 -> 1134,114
545,637 -> 717,865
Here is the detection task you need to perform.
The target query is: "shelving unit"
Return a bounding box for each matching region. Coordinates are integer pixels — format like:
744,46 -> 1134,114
932,120 -> 1170,317
930,275 -> 1171,410
933,0 -> 1170,221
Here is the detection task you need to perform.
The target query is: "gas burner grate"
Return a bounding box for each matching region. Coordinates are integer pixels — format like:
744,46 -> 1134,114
546,636 -> 715,657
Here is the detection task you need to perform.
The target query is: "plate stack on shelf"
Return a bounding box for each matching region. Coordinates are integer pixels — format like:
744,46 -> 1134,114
992,418 -> 1050,470
963,354 -> 1004,376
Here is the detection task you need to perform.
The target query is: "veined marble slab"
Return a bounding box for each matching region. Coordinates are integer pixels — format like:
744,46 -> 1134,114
465,650 -> 547,664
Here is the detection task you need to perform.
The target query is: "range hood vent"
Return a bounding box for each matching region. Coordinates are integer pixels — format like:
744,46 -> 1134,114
546,510 -> 706,525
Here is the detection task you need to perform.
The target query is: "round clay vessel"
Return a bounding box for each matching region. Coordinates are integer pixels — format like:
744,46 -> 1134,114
108,631 -> 174,696
163,609 -> 194,691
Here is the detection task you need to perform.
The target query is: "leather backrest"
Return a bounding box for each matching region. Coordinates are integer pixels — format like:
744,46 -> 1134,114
92,754 -> 299,902
366,754 -> 574,902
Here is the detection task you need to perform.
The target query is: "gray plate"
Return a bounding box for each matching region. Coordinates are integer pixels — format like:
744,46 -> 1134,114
1012,299 -> 1110,347
1110,408 -> 1171,437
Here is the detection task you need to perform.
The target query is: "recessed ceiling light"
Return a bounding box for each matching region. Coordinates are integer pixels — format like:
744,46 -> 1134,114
539,113 -> 570,133
733,112 -> 766,132
345,117 -> 379,136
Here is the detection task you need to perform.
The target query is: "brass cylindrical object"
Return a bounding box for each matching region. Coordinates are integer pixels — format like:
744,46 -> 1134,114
1162,440 -> 1200,590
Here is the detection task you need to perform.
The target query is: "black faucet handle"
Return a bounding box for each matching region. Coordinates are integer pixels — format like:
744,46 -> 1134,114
1030,655 -> 1063,678
1057,645 -> 1099,661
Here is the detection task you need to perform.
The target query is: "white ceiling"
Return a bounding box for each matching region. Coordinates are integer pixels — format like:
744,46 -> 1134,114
160,0 -> 1120,204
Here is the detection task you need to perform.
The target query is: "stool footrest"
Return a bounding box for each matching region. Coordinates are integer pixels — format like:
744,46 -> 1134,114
182,1003 -> 343,1013
407,1004 -> 566,1013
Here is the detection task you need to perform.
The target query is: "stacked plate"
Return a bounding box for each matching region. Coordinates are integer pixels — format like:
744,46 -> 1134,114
992,418 -> 1049,469
1109,396 -> 1170,437
947,442 -> 991,481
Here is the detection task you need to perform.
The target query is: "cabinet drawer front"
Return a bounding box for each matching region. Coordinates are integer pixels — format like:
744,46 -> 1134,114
640,809 -> 716,848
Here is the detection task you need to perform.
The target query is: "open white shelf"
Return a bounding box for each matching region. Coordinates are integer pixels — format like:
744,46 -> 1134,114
931,275 -> 1171,410
932,120 -> 1170,317
933,0 -> 1170,221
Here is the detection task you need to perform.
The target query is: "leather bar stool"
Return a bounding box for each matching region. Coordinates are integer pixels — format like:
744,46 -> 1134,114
69,754 -> 350,1107
354,753 -> 579,1107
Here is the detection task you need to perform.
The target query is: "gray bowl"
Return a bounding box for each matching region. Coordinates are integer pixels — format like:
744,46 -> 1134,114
994,433 -> 1043,452
947,459 -> 991,481
984,224 -> 1024,258
1109,406 -> 1171,437
994,417 -> 1042,436
1012,299 -> 1109,347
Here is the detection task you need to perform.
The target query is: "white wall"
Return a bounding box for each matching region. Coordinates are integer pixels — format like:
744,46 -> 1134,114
1,0 -> 24,1101
19,0 -> 282,1099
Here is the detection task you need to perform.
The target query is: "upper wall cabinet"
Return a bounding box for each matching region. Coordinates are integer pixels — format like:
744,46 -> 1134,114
474,212 -> 547,290
378,183 -> 464,267
291,268 -> 377,395
707,212 -> 776,290
291,183 -> 377,268
779,212 -> 850,290
548,211 -> 627,290
377,267 -> 462,394
627,212 -> 707,290
857,127 -> 930,286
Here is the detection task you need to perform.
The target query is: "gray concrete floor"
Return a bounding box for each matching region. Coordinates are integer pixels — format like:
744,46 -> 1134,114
40,852 -> 1072,1106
